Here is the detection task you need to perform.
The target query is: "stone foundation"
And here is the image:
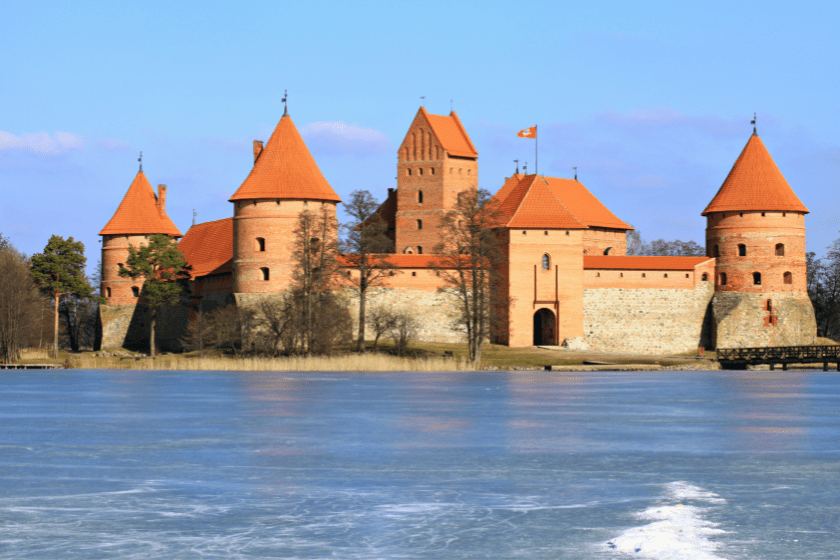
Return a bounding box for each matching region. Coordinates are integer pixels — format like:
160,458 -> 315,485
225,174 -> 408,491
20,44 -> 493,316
711,291 -> 816,348
99,303 -> 189,352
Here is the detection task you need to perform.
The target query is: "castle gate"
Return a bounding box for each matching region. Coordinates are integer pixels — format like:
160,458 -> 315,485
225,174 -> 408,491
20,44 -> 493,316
533,308 -> 557,346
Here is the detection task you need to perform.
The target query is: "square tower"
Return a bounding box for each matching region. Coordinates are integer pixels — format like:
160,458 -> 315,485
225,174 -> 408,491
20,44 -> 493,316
395,107 -> 478,255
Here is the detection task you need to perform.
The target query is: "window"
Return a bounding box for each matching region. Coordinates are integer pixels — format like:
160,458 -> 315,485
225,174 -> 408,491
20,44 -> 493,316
776,243 -> 785,256
596,272 -> 601,277
784,271 -> 792,284
783,213 -> 786,217
738,244 -> 746,256
720,273 -> 727,285
761,212 -> 766,217
417,219 -> 423,230
417,246 -> 423,254
256,237 -> 265,252
131,286 -> 139,297
411,271 -> 417,277
261,268 -> 269,281
276,200 -> 280,205
664,273 -> 668,278
766,299 -> 773,311
714,245 -> 720,257
106,287 -> 111,298
603,247 -> 612,255
566,231 -> 569,236
642,273 -> 646,278
740,213 -> 743,217
522,231 -> 527,235
544,231 -> 548,236
620,273 -> 623,277
418,190 -> 423,203
542,254 -> 550,270
303,201 -> 307,206
408,168 -> 412,176
702,273 -> 708,281
431,168 -> 435,175
685,273 -> 689,278
419,168 -> 423,175
753,272 -> 762,285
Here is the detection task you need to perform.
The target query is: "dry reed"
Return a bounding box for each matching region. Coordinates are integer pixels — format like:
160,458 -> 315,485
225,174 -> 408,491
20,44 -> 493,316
70,353 -> 469,372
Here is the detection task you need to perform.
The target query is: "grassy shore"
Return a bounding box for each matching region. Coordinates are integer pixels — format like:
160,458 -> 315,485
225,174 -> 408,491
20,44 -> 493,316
13,338 -> 836,372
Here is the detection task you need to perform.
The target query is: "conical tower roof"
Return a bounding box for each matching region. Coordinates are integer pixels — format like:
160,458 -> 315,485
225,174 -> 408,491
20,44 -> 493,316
229,113 -> 341,202
702,134 -> 808,215
99,170 -> 182,236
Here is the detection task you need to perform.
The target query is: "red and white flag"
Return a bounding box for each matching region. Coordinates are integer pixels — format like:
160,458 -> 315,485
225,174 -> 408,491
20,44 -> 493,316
517,126 -> 536,138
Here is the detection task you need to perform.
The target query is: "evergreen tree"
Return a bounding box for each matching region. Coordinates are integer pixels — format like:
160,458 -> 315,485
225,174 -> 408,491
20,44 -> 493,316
118,234 -> 190,357
30,235 -> 95,359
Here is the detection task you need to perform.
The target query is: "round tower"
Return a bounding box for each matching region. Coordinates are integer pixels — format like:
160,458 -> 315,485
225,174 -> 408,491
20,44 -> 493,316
99,166 -> 182,305
229,110 -> 341,294
703,131 -> 816,348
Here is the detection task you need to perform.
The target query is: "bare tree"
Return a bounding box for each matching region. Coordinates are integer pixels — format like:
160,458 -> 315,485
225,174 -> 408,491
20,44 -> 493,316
808,238 -> 840,341
340,190 -> 396,352
626,228 -> 705,256
367,303 -> 398,352
0,236 -> 41,363
389,311 -> 418,357
433,189 -> 506,365
182,304 -> 243,355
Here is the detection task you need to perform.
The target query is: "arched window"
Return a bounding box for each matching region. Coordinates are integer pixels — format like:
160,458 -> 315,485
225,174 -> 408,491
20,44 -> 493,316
720,272 -> 727,285
784,271 -> 792,284
260,267 -> 269,281
753,272 -> 762,285
702,273 -> 708,281
603,247 -> 612,255
131,286 -> 140,297
418,190 -> 423,203
776,243 -> 785,256
418,168 -> 423,175
739,244 -> 747,256
256,237 -> 265,252
542,254 -> 550,270
714,245 -> 720,257
417,219 -> 423,230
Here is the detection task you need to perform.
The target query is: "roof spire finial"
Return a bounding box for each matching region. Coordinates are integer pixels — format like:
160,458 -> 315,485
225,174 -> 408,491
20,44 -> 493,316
282,90 -> 288,116
192,209 -> 197,227
138,151 -> 143,172
751,112 -> 757,135
573,166 -> 578,181
514,159 -> 519,174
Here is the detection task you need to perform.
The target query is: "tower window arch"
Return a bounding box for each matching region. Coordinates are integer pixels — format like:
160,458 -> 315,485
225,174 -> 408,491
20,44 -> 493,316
753,272 -> 762,285
784,271 -> 793,284
542,254 -> 550,270
256,237 -> 265,252
702,273 -> 708,281
260,267 -> 270,281
720,272 -> 727,285
776,243 -> 785,256
418,168 -> 423,175
738,244 -> 747,256
418,190 -> 423,203
131,286 -> 140,297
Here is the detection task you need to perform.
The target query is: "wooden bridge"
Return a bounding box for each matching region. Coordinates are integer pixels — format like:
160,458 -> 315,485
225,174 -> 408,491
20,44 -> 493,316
717,345 -> 840,371
0,363 -> 64,369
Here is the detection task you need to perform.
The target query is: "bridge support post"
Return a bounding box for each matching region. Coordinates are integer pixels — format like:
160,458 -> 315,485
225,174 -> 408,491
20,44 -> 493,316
782,363 -> 788,371
769,363 -> 775,371
824,361 -> 829,372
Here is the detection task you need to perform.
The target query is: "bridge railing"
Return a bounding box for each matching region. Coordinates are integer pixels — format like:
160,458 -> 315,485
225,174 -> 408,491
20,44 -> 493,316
717,345 -> 840,362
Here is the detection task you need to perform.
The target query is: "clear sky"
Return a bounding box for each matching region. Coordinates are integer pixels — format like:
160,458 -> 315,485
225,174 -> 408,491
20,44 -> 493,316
2,0 -> 838,275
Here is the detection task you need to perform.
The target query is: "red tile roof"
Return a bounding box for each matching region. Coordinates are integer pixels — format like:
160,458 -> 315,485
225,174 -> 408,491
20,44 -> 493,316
177,218 -> 233,278
702,134 -> 809,215
338,253 -> 455,269
490,174 -> 631,230
229,114 -> 341,203
584,256 -> 713,270
421,107 -> 478,158
99,170 -> 182,236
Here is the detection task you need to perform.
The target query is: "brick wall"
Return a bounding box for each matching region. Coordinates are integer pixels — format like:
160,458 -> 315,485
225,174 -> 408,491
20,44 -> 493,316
583,227 -> 628,256
101,234 -> 153,304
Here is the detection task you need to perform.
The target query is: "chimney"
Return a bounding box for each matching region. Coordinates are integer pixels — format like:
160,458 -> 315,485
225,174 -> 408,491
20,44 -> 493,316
157,184 -> 167,216
253,140 -> 264,164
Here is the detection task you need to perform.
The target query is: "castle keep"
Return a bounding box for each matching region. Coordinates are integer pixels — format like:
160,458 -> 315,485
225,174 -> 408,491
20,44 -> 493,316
98,108 -> 817,354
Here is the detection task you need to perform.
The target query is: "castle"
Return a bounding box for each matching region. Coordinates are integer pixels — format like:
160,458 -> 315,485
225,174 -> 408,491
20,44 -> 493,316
98,107 -> 818,354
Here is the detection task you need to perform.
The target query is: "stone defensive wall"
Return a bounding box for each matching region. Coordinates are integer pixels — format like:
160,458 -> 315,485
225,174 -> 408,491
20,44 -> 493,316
582,258 -> 717,355
99,302 -> 189,352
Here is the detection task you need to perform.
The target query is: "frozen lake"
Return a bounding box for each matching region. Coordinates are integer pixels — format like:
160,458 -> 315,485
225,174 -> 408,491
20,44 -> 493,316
1,369 -> 838,559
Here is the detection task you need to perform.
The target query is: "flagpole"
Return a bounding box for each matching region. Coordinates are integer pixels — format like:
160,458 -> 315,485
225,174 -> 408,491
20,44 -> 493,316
535,125 -> 538,175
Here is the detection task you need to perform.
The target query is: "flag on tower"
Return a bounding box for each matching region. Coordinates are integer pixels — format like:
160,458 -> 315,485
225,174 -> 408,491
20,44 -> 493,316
517,126 -> 537,138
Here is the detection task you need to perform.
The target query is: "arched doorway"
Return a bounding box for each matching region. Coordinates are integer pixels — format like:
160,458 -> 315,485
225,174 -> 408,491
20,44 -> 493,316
533,308 -> 556,346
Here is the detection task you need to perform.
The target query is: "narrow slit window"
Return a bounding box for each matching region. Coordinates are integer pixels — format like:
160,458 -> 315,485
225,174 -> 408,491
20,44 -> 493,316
714,245 -> 720,257
417,219 -> 423,230
720,273 -> 727,285
256,237 -> 265,252
418,190 -> 423,203
261,268 -> 270,281
417,246 -> 423,254
739,244 -> 747,256
106,287 -> 111,298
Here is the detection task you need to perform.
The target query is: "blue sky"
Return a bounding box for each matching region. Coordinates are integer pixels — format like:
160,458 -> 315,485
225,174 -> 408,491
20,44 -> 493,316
2,0 -> 838,274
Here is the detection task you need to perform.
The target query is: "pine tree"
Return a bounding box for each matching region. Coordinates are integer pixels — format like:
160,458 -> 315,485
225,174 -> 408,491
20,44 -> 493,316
118,234 -> 190,357
30,235 -> 95,359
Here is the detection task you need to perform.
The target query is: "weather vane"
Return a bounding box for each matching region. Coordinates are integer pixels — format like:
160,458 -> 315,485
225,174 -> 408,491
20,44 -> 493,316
573,166 -> 577,181
138,151 -> 143,172
751,112 -> 756,135
514,159 -> 519,174
282,90 -> 288,116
